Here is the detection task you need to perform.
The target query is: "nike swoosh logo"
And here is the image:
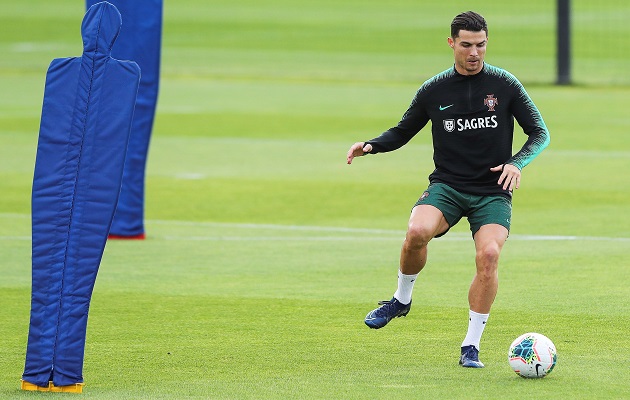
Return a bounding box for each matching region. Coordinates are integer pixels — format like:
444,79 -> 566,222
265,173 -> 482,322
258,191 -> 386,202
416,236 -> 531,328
439,104 -> 454,110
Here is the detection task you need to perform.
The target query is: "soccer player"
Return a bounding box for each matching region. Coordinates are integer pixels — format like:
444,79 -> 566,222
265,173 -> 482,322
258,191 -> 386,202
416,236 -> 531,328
346,11 -> 549,368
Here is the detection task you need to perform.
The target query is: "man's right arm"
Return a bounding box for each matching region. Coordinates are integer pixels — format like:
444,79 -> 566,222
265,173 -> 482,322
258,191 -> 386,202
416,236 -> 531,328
364,90 -> 430,154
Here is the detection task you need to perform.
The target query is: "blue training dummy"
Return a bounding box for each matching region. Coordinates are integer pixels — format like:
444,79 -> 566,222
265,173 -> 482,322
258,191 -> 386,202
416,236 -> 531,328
22,2 -> 140,391
86,0 -> 163,239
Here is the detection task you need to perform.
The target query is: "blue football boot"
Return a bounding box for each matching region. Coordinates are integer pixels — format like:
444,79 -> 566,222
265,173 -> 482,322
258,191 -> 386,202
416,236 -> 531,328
459,345 -> 485,368
364,297 -> 411,329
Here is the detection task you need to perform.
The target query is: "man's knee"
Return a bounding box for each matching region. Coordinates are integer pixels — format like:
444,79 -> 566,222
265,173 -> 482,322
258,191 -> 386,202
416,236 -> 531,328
475,242 -> 501,272
474,224 -> 508,268
405,222 -> 436,247
406,205 -> 449,246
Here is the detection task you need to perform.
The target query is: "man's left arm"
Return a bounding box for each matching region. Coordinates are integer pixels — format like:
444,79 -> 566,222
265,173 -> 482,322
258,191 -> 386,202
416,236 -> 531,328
491,82 -> 550,191
506,84 -> 551,170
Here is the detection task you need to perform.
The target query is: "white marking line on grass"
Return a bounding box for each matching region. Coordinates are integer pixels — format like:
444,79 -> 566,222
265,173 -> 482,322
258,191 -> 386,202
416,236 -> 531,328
2,215 -> 629,242
548,149 -> 630,159
155,234 -> 630,242
148,220 -> 630,242
150,219 -> 405,235
0,236 -> 30,241
0,213 -> 29,219
174,173 -> 206,180
161,236 -> 403,241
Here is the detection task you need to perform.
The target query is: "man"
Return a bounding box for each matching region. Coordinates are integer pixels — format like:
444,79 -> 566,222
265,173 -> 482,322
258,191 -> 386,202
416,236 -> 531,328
346,11 -> 549,368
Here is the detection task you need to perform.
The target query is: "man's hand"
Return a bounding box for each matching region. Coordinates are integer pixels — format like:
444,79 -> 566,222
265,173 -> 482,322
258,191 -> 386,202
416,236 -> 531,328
346,142 -> 373,164
490,163 -> 521,191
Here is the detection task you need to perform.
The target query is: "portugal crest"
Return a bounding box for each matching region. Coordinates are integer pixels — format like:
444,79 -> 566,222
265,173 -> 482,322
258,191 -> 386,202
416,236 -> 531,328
443,119 -> 455,132
484,94 -> 498,111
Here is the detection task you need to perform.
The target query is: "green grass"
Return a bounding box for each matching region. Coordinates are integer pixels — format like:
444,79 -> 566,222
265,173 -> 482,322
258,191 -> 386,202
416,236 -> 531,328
1,0 -> 630,398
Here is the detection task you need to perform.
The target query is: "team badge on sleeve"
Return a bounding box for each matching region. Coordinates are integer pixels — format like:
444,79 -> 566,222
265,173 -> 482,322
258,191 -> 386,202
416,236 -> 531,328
484,94 -> 498,111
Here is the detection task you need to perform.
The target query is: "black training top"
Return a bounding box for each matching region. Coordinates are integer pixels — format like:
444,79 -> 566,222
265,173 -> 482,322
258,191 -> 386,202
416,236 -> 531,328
365,63 -> 550,198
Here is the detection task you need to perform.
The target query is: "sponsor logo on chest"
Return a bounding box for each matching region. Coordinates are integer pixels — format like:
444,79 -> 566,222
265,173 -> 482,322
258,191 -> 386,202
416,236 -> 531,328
442,94 -> 499,133
443,115 -> 498,132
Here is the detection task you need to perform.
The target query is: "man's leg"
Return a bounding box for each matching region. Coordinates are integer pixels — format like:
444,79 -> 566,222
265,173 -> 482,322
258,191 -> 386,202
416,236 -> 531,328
460,223 -> 509,367
470,223 -> 508,313
395,205 -> 450,303
365,205 -> 449,329
400,204 -> 450,275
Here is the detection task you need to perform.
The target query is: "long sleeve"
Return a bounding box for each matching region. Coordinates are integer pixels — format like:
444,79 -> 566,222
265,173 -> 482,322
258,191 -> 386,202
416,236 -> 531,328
365,89 -> 431,154
506,82 -> 550,169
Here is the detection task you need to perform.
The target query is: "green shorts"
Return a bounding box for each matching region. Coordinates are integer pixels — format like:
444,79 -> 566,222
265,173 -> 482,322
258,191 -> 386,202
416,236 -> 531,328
414,182 -> 512,237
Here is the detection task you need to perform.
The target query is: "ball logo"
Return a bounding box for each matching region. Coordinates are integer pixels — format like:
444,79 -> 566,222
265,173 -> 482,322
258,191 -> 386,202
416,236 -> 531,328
484,94 -> 498,111
443,119 -> 455,132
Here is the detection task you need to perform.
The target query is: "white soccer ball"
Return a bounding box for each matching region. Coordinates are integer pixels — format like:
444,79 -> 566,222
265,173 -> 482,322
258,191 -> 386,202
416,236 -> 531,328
508,332 -> 557,378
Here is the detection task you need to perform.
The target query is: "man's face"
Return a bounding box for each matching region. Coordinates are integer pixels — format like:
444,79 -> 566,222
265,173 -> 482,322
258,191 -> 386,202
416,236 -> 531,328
448,29 -> 487,75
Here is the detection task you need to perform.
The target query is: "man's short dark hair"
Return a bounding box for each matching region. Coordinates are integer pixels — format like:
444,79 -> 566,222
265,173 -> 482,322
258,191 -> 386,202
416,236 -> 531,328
451,11 -> 488,38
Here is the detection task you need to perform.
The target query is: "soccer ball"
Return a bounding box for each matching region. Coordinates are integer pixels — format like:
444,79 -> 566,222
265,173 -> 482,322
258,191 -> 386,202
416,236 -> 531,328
508,332 -> 557,378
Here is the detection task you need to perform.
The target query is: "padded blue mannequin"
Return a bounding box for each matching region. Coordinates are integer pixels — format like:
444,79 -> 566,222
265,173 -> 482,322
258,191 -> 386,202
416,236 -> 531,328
23,2 -> 140,387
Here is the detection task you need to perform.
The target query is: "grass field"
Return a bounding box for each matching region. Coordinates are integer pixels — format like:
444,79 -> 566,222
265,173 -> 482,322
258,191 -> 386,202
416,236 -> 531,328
1,0 -> 630,398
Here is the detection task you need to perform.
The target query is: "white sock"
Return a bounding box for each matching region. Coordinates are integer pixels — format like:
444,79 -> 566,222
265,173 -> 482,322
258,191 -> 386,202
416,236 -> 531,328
461,310 -> 489,350
393,271 -> 418,305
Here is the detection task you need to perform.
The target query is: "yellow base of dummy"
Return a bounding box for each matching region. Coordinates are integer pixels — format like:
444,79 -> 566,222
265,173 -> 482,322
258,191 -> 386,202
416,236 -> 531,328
21,379 -> 84,393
